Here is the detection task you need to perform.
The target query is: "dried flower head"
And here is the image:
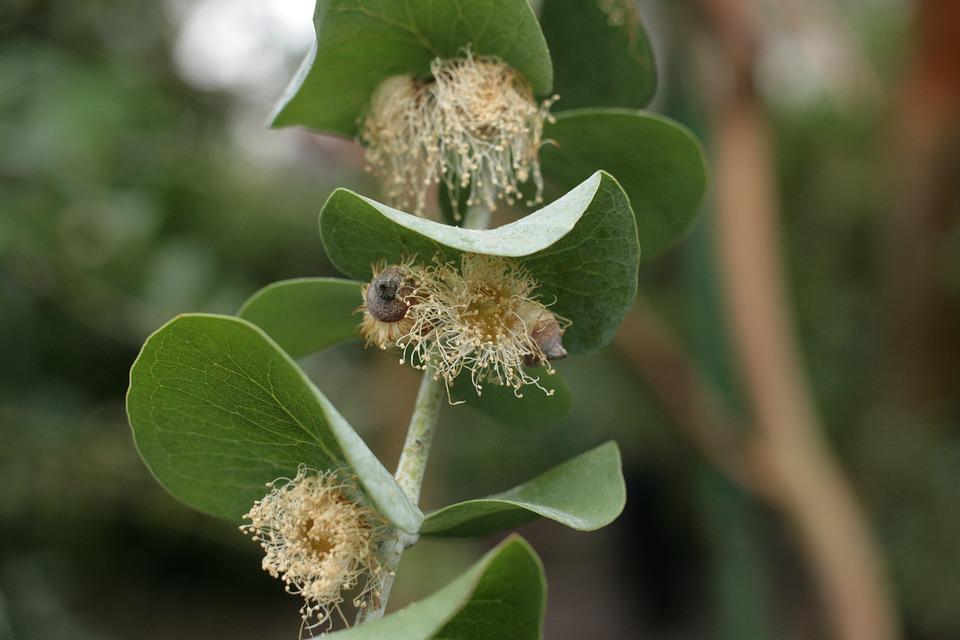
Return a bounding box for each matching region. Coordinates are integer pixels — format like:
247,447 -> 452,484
358,254 -> 569,399
358,258 -> 421,350
359,50 -> 557,218
241,467 -> 387,633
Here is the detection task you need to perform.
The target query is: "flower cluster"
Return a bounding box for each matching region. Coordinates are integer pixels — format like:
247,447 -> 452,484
241,467 -> 387,634
359,50 -> 557,218
359,253 -> 568,399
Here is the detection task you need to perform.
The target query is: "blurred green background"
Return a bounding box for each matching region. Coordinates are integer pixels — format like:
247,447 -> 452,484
1,1 -> 958,639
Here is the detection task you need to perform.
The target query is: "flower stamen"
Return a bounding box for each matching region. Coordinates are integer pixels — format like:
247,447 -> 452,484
360,50 -> 557,218
357,254 -> 570,401
240,467 -> 388,635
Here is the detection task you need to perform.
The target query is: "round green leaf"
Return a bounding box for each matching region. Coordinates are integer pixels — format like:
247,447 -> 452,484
540,0 -> 657,109
238,278 -> 363,358
237,279 -> 574,428
271,0 -> 553,136
450,366 -> 572,429
420,441 -> 625,537
319,171 -> 640,353
541,109 -> 708,263
328,535 -> 545,640
126,314 -> 422,533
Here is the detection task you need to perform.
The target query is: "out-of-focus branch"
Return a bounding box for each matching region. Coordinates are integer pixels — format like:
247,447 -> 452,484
618,286 -> 898,640
700,1 -> 898,638
710,89 -> 898,640
615,1 -> 900,639
614,303 -> 772,500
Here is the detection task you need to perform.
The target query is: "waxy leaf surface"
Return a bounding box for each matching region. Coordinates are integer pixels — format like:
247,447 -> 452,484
420,441 -> 625,537
272,0 -> 553,135
320,171 -> 640,353
542,109 -> 708,262
450,367 -> 572,429
540,0 -> 656,109
237,279 -> 573,428
238,278 -> 363,358
126,314 -> 422,533
329,535 -> 545,640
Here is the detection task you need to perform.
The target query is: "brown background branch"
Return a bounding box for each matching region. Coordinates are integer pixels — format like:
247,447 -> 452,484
614,1 -> 901,638
614,303 -> 770,499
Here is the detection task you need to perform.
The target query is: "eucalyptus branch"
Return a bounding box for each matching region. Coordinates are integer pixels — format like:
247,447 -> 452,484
124,4 -> 699,635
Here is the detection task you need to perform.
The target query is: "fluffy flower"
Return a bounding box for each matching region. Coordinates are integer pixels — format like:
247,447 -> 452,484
241,467 -> 387,634
358,254 -> 569,399
359,51 -> 557,218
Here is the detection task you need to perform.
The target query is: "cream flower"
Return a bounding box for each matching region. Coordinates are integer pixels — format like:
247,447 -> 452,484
241,467 -> 387,633
359,254 -> 569,399
360,50 -> 557,218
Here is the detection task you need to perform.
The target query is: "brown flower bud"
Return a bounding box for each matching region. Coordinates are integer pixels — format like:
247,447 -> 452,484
523,313 -> 567,367
365,267 -> 415,322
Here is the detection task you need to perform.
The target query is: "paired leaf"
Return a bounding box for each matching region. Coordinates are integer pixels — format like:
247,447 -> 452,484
541,109 -> 709,263
126,314 -> 422,533
329,535 -> 545,640
421,441 -> 625,537
320,171 -> 640,353
238,278 -> 363,358
540,0 -> 657,109
271,0 -> 553,135
450,368 -> 571,430
237,279 -> 573,428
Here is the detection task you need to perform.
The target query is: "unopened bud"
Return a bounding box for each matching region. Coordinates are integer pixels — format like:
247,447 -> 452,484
366,267 -> 415,322
523,313 -> 568,367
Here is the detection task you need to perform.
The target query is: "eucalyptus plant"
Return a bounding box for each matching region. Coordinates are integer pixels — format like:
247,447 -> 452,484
126,1 -> 707,637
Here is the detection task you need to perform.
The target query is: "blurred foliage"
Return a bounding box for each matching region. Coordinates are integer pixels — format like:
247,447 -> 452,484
773,99 -> 960,640
1,1 -> 958,639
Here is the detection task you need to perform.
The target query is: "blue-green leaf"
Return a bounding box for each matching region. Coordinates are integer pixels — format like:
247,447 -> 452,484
540,0 -> 657,109
238,278 -> 363,358
126,314 -> 422,533
541,109 -> 708,262
420,441 -> 625,537
237,279 -> 573,428
328,535 -> 545,640
450,367 -> 572,430
319,171 -> 640,353
272,0 -> 553,135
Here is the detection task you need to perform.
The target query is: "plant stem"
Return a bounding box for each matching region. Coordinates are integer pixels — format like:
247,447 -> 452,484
395,367 -> 445,503
357,203 -> 491,624
356,369 -> 443,624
